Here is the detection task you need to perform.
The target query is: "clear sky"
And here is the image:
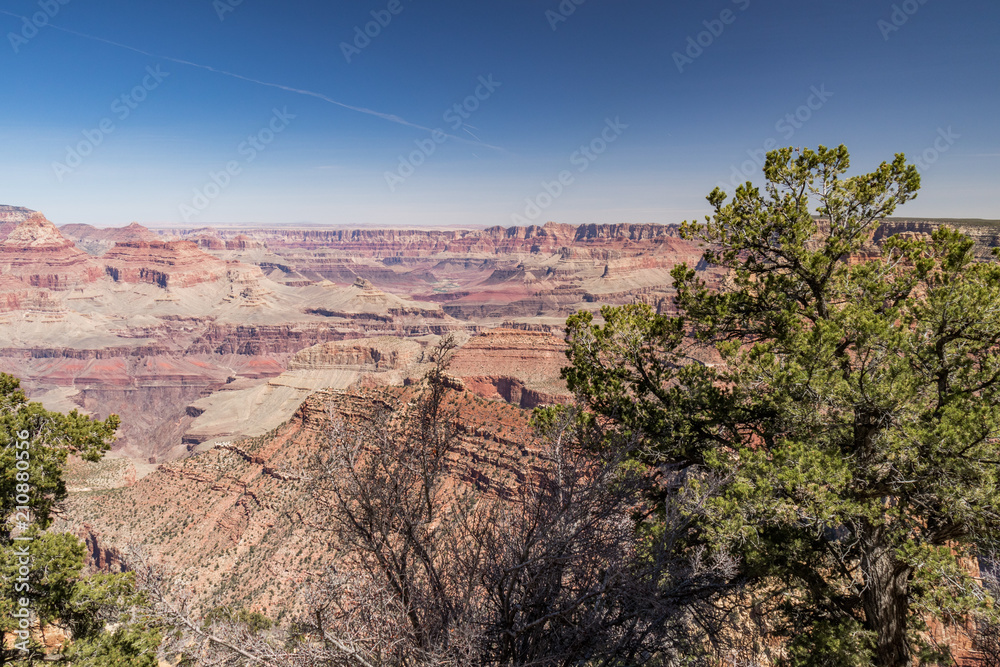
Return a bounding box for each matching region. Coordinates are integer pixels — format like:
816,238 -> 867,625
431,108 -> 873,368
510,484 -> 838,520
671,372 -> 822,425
1,0 -> 998,227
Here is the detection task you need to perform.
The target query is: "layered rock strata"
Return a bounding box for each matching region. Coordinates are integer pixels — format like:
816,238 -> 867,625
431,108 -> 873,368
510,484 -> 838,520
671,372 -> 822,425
61,386 -> 544,614
0,213 -> 102,289
102,240 -> 229,288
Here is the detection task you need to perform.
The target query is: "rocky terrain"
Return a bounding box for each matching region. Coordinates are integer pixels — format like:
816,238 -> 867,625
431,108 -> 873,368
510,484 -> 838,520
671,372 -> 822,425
102,239 -> 230,289
1,209 -> 992,467
59,221 -> 159,255
60,384 -> 544,615
0,204 -> 35,240
0,213 -> 103,291
179,336 -> 434,450
167,221 -> 709,323
0,206 -> 985,663
0,211 -> 469,462
0,209 -> 992,469
446,328 -> 571,408
0,209 -> 717,466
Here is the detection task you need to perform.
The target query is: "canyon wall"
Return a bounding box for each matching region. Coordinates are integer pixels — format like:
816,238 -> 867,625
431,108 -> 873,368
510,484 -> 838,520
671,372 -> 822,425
9,211 -> 995,466
61,385 -> 545,614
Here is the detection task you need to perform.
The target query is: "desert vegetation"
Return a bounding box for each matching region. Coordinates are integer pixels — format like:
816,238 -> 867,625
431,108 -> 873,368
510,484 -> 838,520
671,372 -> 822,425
3,146 -> 1000,666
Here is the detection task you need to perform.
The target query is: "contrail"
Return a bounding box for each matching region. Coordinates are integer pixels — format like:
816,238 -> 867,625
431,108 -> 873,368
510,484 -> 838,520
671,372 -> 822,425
0,10 -> 503,151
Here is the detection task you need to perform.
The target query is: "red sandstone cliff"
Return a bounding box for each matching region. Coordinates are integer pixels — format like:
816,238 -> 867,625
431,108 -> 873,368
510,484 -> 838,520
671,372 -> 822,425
171,221 -> 690,258
102,239 -> 230,288
446,328 -> 571,408
62,386 -> 543,614
0,213 -> 102,289
60,221 -> 160,255
0,204 -> 35,240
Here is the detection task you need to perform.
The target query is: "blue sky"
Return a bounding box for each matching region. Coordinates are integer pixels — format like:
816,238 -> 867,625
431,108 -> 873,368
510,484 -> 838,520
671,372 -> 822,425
1,0 -> 998,227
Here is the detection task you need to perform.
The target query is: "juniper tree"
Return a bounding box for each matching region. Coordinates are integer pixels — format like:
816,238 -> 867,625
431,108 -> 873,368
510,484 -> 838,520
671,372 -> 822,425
0,373 -> 157,665
563,145 -> 1000,666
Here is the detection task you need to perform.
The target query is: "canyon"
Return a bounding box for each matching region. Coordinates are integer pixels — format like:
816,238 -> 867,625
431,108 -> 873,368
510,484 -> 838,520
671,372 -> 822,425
1,206 -> 722,467
61,384 -> 543,614
2,205 -> 996,661
2,206 -> 996,469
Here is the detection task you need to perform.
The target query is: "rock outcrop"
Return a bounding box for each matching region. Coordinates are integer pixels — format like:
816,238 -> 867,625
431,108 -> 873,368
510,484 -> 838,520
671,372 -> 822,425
180,221 -> 685,257
220,222 -> 708,322
0,213 -> 102,289
0,213 -> 714,463
447,328 -> 571,408
60,386 -> 544,614
0,204 -> 35,240
102,240 -> 229,288
180,337 -> 430,449
61,221 -> 159,255
222,264 -> 274,307
287,336 -> 422,371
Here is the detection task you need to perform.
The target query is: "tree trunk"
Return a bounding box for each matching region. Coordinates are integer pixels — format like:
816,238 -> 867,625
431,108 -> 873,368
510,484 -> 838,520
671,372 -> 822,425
860,526 -> 913,667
